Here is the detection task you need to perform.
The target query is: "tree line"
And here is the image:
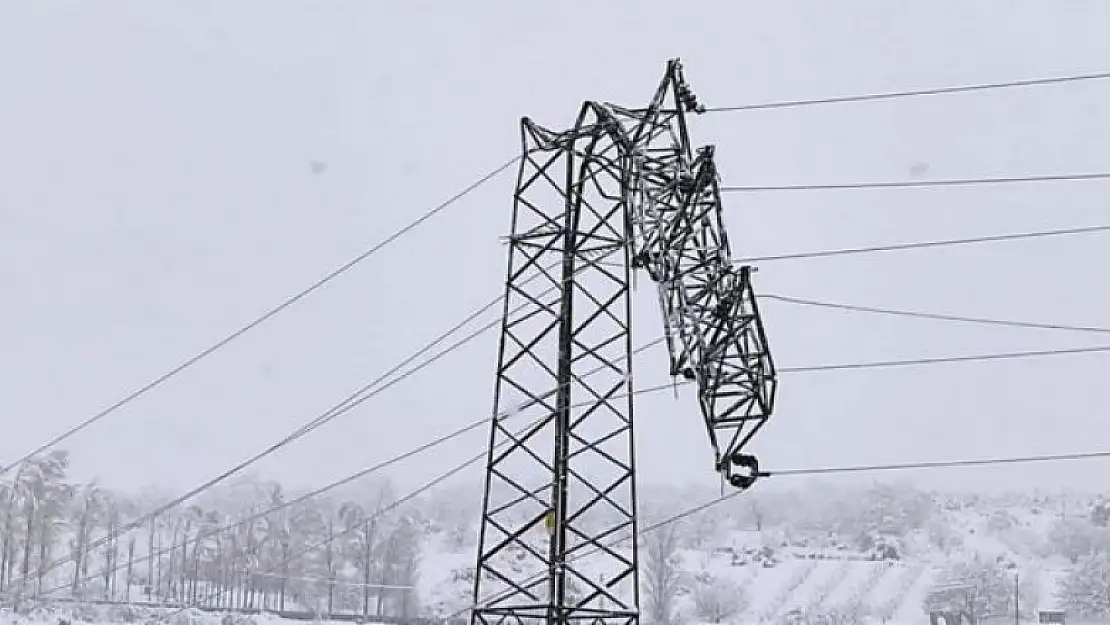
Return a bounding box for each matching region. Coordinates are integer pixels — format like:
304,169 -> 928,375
0,450 -> 425,618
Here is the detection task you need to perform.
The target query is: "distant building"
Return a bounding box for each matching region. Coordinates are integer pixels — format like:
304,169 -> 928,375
925,584 -> 977,625
1037,572 -> 1066,625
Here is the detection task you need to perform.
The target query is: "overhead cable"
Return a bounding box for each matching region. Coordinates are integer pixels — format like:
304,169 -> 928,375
720,171 -> 1110,193
704,69 -> 1110,113
769,450 -> 1110,477
762,293 -> 1110,335
45,292 -> 665,597
20,66 -> 1110,469
1,156 -> 521,476
156,407 -> 555,622
594,342 -> 1110,411
63,337 -> 1110,610
737,223 -> 1110,263
781,344 -> 1110,374
30,298 -> 1110,588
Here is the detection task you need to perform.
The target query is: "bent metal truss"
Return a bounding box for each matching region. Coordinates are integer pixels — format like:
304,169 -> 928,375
471,59 -> 777,625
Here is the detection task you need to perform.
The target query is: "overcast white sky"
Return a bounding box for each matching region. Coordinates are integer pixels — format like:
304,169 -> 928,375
3,1 -> 1110,499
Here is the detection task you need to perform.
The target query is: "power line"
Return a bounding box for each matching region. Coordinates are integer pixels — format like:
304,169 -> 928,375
0,156 -> 521,477
46,334 -> 1110,607
124,338 -> 1110,579
17,66 -> 1110,471
27,304 -> 509,588
610,343 -> 1110,409
43,284 -> 664,597
25,248 -> 653,593
29,276 -> 1110,594
48,325 -> 661,598
781,344 -> 1110,374
157,446 -> 489,622
769,450 -> 1110,477
24,280 -> 520,589
33,305 -> 1110,589
559,223 -> 1110,266
762,293 -> 1110,335
54,220 -> 1103,552
449,337 -> 1110,615
720,171 -> 1110,193
704,69 -> 1110,113
38,413 -> 492,598
155,406 -> 558,622
736,223 -> 1110,263
13,172 -> 1100,478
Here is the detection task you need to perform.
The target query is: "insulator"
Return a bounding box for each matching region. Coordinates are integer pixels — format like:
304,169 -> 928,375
702,161 -> 717,180
676,83 -> 701,112
729,473 -> 757,490
730,451 -> 759,471
728,452 -> 760,490
681,367 -> 697,381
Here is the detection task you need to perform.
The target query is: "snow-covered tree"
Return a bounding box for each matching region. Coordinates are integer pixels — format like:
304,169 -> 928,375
692,576 -> 747,624
933,555 -> 1038,619
1059,551 -> 1110,616
380,513 -> 421,616
1048,518 -> 1110,563
641,522 -> 682,625
1093,501 -> 1110,528
928,519 -> 963,555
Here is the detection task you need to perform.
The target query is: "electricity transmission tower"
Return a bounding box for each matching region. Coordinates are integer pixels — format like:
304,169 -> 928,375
471,59 -> 777,625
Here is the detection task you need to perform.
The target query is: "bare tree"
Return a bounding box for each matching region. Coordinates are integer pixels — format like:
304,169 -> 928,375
1062,552 -> 1110,616
70,482 -> 102,597
1048,518 -> 1109,563
935,555 -> 1038,620
0,452 -> 433,617
0,474 -> 13,593
693,577 -> 748,624
125,536 -> 135,602
641,522 -> 682,625
748,499 -> 764,532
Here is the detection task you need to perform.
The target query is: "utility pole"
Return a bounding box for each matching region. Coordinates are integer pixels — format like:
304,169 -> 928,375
470,58 -> 776,625
1014,571 -> 1020,625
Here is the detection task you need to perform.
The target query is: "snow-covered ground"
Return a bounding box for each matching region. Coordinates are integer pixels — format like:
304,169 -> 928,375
3,485 -> 1105,625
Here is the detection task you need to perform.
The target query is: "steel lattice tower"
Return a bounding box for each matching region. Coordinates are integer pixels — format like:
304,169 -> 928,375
472,59 -> 776,625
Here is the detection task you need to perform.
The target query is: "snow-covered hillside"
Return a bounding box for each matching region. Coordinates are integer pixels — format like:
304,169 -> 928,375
411,486 -> 1110,625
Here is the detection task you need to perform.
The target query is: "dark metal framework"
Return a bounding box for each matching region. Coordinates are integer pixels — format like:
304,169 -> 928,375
471,59 -> 777,625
